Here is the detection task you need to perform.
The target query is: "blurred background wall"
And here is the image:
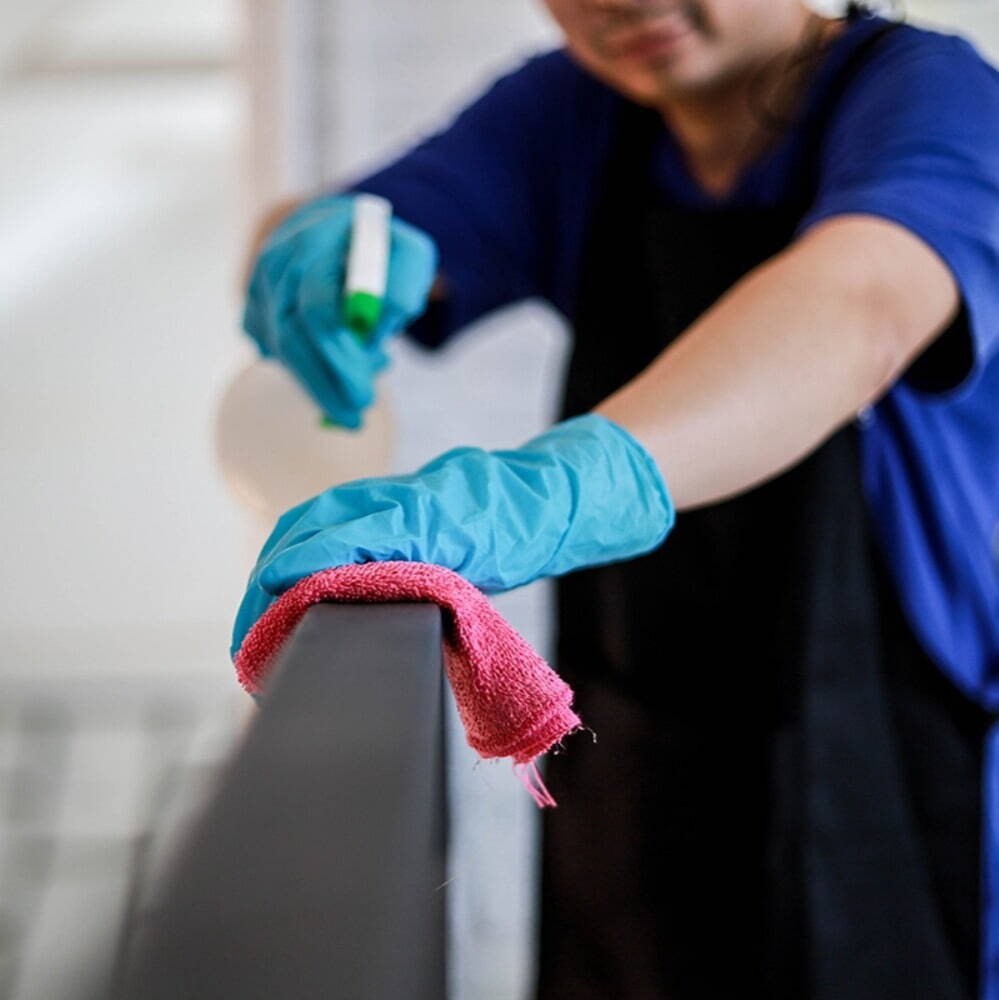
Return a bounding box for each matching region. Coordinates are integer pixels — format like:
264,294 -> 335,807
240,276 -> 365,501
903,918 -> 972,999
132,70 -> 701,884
0,1 -> 996,998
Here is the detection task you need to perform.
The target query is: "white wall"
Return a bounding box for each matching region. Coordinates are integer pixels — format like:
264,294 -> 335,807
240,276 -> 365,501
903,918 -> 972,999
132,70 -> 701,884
909,1 -> 999,60
0,1 -> 247,688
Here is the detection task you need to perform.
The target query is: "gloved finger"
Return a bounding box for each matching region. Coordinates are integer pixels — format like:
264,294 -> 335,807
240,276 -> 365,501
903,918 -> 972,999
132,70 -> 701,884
385,219 -> 439,319
256,534 -> 359,596
297,238 -> 345,334
367,299 -> 415,351
269,195 -> 353,248
276,317 -> 363,428
255,497 -> 314,564
230,582 -> 276,660
242,296 -> 274,357
295,236 -> 398,388
243,238 -> 298,355
256,493 -> 421,596
265,248 -> 365,424
295,242 -> 383,409
296,249 -> 381,411
309,329 -> 379,412
257,528 -> 374,597
367,342 -> 391,374
247,191 -> 348,290
365,224 -> 437,349
246,198 -> 348,351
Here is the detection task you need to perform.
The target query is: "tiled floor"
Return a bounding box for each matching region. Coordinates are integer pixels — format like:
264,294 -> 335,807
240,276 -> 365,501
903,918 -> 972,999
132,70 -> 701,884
0,676 -> 245,999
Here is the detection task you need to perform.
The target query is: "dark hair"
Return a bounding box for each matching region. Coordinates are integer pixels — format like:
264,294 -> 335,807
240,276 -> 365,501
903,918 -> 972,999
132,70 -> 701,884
747,1 -> 904,135
846,1 -> 903,17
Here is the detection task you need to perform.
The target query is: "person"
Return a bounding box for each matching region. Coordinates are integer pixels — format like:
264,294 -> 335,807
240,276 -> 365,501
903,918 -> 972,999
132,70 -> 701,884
231,2 -> 999,997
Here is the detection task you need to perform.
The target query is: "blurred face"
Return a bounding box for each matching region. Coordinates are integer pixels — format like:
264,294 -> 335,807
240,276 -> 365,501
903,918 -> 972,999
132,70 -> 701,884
542,0 -> 815,105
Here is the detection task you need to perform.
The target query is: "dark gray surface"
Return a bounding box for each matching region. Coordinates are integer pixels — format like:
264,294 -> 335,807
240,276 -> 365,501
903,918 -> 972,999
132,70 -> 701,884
116,602 -> 448,1000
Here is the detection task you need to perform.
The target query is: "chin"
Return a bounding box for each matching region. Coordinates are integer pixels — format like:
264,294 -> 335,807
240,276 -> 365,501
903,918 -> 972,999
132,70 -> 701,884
584,46 -> 721,106
608,64 -> 710,106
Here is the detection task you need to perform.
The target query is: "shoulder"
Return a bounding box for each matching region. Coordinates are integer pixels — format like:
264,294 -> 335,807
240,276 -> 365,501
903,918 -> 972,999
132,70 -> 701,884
428,47 -> 621,203
880,19 -> 996,69
804,21 -> 999,387
815,20 -> 999,185
840,20 -> 999,119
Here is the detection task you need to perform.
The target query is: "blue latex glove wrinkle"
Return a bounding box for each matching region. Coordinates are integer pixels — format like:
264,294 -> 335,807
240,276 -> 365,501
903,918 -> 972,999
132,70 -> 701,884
231,414 -> 675,659
243,194 -> 437,428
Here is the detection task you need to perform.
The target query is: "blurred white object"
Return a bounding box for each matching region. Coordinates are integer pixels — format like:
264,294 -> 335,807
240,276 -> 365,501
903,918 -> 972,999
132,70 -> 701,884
214,359 -> 394,525
243,0 -> 324,207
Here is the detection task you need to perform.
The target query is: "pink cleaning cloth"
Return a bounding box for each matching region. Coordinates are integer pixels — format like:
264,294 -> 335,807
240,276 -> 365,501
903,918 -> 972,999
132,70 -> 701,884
233,561 -> 584,807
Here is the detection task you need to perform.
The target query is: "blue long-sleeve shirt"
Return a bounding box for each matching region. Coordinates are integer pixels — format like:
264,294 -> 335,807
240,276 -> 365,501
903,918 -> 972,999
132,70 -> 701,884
355,15 -> 999,707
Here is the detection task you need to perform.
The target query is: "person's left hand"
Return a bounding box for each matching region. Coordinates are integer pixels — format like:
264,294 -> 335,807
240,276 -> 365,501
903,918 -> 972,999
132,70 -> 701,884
231,414 -> 675,659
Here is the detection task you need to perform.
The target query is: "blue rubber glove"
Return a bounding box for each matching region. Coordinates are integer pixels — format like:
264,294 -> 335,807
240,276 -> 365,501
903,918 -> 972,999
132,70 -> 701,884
243,194 -> 438,428
231,414 -> 675,659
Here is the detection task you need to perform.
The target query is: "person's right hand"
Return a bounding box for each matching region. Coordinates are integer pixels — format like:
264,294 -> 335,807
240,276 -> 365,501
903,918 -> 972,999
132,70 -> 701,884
243,194 -> 438,428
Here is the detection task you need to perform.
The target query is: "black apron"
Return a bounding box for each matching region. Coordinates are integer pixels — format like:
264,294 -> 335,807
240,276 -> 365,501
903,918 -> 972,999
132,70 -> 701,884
535,24 -> 993,1000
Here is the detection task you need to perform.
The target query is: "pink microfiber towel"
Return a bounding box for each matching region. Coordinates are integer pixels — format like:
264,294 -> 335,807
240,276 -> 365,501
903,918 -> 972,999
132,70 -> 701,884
233,561 -> 585,807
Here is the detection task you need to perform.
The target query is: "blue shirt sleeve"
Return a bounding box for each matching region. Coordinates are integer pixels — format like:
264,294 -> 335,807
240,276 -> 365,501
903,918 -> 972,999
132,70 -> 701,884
798,28 -> 999,391
350,52 -> 590,348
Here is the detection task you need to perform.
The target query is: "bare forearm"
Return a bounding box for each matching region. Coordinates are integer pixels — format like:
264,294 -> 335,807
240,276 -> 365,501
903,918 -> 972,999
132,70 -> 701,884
595,217 -> 958,510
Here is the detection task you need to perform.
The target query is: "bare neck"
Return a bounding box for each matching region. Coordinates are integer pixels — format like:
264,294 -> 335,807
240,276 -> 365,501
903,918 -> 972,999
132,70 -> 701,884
660,15 -> 845,198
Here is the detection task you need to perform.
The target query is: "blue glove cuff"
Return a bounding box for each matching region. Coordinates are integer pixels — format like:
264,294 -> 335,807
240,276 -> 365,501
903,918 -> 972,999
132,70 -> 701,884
588,412 -> 676,544
515,412 -> 675,581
